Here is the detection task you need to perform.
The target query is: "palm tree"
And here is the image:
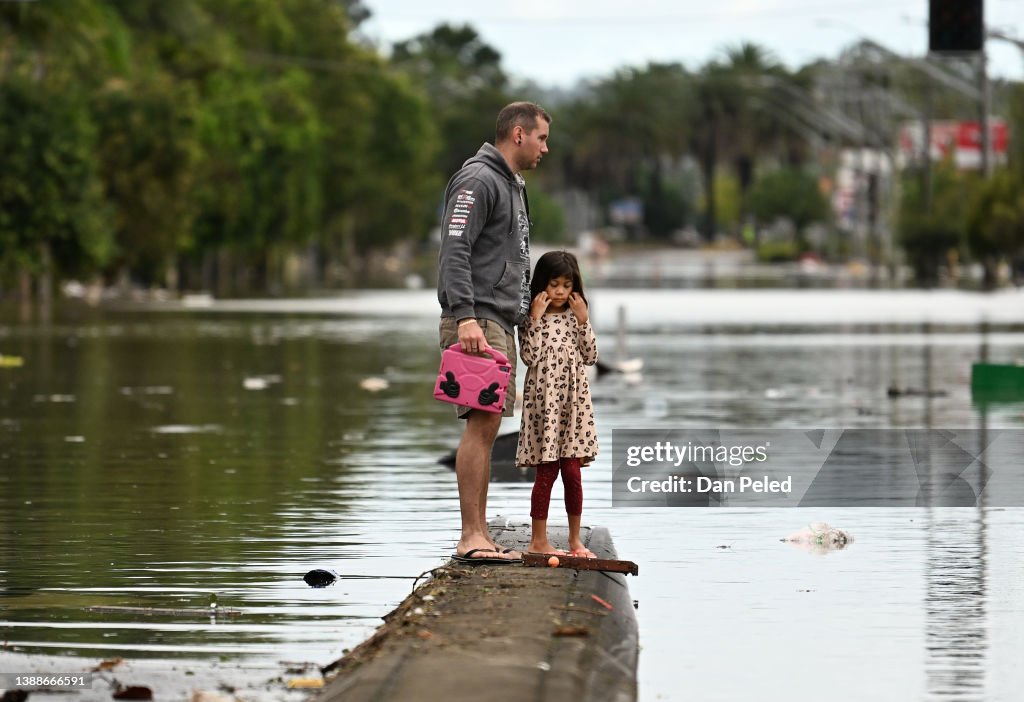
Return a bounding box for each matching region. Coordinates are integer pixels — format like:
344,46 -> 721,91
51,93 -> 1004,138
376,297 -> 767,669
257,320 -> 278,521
691,42 -> 791,240
560,62 -> 695,237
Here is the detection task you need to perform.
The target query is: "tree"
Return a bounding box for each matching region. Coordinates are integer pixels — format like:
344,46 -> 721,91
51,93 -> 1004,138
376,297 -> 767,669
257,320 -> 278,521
898,160 -> 971,286
91,75 -> 203,286
0,79 -> 113,290
391,24 -> 511,179
750,168 -> 830,240
560,63 -> 694,237
690,43 -> 790,240
966,169 -> 1024,287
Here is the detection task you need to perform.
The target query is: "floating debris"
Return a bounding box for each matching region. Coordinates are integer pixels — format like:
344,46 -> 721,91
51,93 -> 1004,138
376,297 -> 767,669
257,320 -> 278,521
150,424 -> 222,435
243,378 -> 267,390
886,385 -> 947,398
287,678 -> 324,690
242,374 -> 282,390
33,394 -> 76,403
120,386 -> 174,396
359,377 -> 389,392
93,657 -> 125,671
783,522 -> 853,554
0,354 -> 24,368
303,569 -> 339,588
112,684 -> 152,700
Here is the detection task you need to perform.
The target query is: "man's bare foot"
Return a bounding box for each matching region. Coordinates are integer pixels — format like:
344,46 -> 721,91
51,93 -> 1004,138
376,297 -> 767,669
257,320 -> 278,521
483,536 -> 520,556
456,538 -> 519,561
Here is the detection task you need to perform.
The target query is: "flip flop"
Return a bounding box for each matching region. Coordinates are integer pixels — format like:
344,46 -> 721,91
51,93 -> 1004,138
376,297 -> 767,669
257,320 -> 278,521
570,548 -> 597,559
451,548 -> 521,565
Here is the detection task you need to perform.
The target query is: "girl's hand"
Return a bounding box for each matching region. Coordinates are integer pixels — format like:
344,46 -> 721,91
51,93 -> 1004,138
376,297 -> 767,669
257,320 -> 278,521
530,291 -> 549,321
568,293 -> 588,324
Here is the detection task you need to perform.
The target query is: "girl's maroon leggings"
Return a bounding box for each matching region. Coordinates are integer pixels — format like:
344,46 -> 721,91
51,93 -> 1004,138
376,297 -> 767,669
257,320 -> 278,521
530,457 -> 583,519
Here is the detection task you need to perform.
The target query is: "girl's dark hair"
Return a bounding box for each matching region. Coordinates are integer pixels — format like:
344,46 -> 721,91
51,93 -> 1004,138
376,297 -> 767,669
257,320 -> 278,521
530,251 -> 587,307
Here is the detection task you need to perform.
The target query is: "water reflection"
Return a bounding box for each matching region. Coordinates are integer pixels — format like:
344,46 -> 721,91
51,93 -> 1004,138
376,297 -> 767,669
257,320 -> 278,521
924,510 -> 988,701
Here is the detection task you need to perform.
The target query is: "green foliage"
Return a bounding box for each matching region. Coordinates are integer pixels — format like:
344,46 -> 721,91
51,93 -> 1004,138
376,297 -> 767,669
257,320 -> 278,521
898,160 -> 973,285
391,24 -> 511,179
526,188 -> 567,243
643,176 -> 693,239
562,62 -> 693,194
966,169 -> 1024,280
91,74 -> 203,282
756,240 -> 800,262
192,67 -> 324,255
750,168 -> 829,232
0,0 -> 441,294
0,79 -> 113,282
709,172 -> 742,233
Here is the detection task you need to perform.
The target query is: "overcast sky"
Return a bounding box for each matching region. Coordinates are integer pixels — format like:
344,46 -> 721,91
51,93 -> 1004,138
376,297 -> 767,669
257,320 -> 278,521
360,0 -> 1024,87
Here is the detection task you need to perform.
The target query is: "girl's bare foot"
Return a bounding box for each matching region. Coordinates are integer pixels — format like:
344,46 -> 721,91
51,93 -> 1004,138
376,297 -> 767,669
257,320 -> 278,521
527,540 -> 567,555
568,541 -> 596,558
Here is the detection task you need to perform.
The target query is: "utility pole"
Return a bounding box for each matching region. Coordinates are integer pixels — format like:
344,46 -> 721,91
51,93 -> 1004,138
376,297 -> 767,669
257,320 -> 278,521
978,51 -> 993,177
923,82 -> 933,210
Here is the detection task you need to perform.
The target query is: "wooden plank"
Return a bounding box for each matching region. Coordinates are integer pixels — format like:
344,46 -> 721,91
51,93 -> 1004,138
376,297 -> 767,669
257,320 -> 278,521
521,552 -> 639,576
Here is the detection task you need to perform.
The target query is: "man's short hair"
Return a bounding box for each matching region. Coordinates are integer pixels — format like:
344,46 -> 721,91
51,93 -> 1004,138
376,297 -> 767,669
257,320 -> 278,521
495,102 -> 551,143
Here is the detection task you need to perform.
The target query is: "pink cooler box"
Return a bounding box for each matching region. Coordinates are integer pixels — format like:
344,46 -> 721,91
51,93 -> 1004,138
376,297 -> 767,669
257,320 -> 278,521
434,344 -> 511,414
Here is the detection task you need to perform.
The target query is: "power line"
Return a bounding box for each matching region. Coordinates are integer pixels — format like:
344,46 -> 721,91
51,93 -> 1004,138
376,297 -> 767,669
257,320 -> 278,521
376,1 -> 924,26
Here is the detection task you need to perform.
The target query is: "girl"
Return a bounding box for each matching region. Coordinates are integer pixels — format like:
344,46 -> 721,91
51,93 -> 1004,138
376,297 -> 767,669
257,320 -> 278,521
516,251 -> 599,558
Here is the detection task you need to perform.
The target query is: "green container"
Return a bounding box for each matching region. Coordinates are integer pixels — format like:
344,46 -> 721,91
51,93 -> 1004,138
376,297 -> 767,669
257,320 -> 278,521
971,362 -> 1024,403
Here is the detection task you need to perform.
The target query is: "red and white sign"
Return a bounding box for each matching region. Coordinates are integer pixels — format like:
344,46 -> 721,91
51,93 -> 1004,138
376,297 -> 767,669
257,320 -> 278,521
899,120 -> 1010,169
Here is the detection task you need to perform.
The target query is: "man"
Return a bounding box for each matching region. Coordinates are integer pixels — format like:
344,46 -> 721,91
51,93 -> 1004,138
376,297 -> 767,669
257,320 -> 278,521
437,102 -> 551,563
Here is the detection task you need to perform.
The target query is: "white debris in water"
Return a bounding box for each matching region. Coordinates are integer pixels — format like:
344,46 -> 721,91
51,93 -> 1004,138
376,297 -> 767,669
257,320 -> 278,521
243,374 -> 282,390
33,394 -> 76,403
359,377 -> 389,392
64,436 -> 86,443
783,522 -> 853,555
120,386 -> 174,396
150,424 -> 222,434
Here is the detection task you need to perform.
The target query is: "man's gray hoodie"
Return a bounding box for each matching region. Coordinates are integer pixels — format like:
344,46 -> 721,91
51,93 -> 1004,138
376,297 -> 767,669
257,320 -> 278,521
437,142 -> 531,335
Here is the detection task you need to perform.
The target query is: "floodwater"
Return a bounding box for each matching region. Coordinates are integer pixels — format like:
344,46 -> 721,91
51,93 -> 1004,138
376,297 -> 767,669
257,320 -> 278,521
2,288 -> 1024,701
